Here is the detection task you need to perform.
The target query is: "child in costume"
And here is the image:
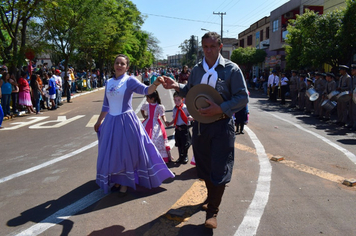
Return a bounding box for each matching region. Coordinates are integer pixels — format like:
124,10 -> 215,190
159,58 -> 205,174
141,91 -> 172,163
233,104 -> 249,134
166,92 -> 193,164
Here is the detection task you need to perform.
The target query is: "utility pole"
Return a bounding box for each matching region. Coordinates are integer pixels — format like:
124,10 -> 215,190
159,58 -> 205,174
213,12 -> 226,44
196,36 -> 199,64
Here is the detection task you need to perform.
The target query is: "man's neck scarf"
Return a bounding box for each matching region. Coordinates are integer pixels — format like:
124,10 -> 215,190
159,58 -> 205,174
201,54 -> 221,88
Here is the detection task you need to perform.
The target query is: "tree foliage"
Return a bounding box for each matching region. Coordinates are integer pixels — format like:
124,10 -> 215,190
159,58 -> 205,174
0,0 -> 44,74
231,47 -> 267,67
285,9 -> 344,70
179,35 -> 198,68
339,0 -> 356,64
0,0 -> 160,75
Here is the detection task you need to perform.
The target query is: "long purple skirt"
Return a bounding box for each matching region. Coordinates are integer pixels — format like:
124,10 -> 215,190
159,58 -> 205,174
96,110 -> 174,193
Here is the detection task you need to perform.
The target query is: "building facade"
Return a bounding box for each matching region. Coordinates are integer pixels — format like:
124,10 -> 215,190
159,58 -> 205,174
221,38 -> 238,60
167,54 -> 184,68
238,16 -> 270,50
324,0 -> 346,12
237,16 -> 275,76
269,0 -> 324,69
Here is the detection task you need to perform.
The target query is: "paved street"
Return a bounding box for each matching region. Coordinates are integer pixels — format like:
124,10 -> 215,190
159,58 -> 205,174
1,85 -> 356,236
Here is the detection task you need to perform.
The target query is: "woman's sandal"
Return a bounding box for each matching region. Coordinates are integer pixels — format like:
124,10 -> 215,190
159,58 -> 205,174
110,184 -> 121,192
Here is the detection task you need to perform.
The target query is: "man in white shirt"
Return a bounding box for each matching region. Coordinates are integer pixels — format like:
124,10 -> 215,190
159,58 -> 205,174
268,70 -> 279,102
54,69 -> 63,106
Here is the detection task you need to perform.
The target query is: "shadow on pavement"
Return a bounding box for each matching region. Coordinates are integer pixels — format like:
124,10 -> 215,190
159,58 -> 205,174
88,203 -> 213,236
7,180 -> 167,236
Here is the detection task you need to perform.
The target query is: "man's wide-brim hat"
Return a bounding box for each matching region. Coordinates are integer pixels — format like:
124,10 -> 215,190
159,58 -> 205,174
186,84 -> 224,124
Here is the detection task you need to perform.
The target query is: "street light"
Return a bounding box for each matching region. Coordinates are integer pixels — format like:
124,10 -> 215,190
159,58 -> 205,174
201,28 -> 210,31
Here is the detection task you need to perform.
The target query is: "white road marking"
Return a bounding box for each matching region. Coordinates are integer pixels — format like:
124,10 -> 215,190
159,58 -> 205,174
134,94 -> 147,114
1,117 -> 49,130
0,141 -> 98,184
8,189 -> 107,236
29,115 -> 85,129
269,113 -> 356,165
235,126 -> 272,236
86,115 -> 100,127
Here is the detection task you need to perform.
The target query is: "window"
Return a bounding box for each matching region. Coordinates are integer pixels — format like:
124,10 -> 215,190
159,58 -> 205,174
282,30 -> 288,42
266,27 -> 269,39
260,30 -> 264,41
240,39 -> 244,48
247,35 -> 252,46
272,20 -> 279,32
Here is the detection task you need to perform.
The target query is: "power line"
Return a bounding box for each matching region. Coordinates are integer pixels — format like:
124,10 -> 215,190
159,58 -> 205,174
142,13 -> 247,27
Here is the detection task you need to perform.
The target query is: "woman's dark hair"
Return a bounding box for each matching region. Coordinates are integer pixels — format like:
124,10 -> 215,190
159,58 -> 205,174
182,65 -> 189,73
30,74 -> 37,91
146,90 -> 161,104
2,72 -> 8,81
115,54 -> 130,67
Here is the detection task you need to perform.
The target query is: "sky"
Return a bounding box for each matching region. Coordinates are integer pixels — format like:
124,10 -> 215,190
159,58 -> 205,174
134,0 -> 290,59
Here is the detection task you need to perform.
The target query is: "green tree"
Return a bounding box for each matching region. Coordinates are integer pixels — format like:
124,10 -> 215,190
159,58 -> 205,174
285,9 -> 343,70
231,47 -> 266,71
179,35 -> 198,68
41,0 -> 102,74
0,0 -> 44,74
145,32 -> 162,60
339,0 -> 356,64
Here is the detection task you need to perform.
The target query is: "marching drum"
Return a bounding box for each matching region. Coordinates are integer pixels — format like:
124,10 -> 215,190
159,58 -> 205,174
327,91 -> 340,101
321,99 -> 337,111
336,91 -> 351,102
306,88 -> 319,101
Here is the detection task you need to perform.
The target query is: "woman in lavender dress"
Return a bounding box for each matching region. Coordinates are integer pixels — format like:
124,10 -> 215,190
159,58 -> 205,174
94,54 -> 174,196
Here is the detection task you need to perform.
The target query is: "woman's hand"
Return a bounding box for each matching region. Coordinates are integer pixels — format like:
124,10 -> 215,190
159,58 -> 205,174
94,121 -> 101,132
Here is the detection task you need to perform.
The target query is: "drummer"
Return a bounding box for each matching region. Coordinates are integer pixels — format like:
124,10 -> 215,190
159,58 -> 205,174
313,72 -> 327,119
305,78 -> 314,114
321,73 -> 337,121
350,64 -> 356,131
336,65 -> 352,126
298,74 -> 307,111
289,70 -> 299,108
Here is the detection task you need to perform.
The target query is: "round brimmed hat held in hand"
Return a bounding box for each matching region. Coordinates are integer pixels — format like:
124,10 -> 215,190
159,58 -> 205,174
186,84 -> 224,124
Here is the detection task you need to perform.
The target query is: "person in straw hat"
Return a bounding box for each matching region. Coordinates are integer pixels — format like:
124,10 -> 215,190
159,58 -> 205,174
161,32 -> 249,229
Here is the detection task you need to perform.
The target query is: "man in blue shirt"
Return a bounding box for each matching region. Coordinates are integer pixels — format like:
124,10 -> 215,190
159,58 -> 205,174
47,72 -> 57,110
